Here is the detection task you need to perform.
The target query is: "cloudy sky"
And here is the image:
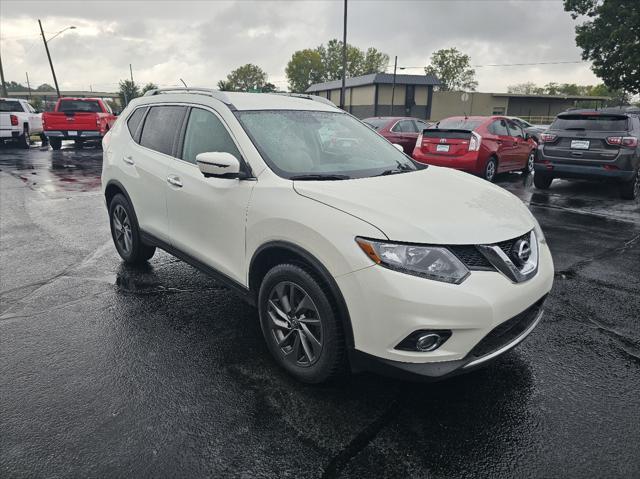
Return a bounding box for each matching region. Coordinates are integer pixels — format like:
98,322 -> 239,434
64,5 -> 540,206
1,0 -> 598,93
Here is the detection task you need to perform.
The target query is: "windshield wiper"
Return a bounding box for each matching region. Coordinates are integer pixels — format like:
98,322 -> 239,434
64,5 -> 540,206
376,160 -> 415,176
289,174 -> 351,181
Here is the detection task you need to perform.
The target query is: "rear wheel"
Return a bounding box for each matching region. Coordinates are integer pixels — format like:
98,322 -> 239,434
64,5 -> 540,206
523,151 -> 535,175
258,263 -> 345,384
483,157 -> 497,182
18,126 -> 29,149
620,169 -> 639,200
534,172 -> 553,189
50,138 -> 62,150
108,194 -> 156,264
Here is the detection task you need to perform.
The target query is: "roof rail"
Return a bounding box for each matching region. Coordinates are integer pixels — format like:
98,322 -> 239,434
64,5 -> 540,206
271,92 -> 336,107
143,87 -> 233,106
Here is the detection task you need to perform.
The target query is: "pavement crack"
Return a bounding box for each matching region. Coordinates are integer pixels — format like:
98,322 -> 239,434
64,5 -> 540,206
321,393 -> 403,479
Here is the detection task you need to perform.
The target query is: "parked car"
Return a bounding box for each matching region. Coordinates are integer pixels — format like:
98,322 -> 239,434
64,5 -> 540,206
0,97 -> 44,148
362,116 -> 432,154
412,116 -> 538,181
43,97 -> 117,150
102,89 -> 553,384
535,109 -> 640,200
507,116 -> 549,142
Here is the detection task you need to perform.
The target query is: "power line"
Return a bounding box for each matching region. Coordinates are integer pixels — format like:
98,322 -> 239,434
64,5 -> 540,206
391,60 -> 587,70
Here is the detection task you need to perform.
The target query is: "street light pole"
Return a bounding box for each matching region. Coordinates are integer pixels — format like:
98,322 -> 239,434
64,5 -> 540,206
38,19 -> 61,98
340,0 -> 348,110
0,49 -> 8,97
391,56 -> 398,115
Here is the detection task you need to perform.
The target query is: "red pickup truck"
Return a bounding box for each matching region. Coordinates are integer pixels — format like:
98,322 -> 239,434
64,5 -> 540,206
43,97 -> 117,150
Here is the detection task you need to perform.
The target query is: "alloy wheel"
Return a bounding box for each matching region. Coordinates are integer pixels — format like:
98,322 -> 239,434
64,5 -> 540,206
267,281 -> 323,367
112,204 -> 133,254
527,152 -> 535,172
485,160 -> 496,181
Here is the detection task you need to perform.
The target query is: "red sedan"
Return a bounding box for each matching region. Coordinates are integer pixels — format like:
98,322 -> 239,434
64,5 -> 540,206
362,116 -> 432,154
412,116 -> 537,181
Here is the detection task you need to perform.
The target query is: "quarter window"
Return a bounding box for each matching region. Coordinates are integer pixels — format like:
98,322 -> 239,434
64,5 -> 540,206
139,106 -> 186,156
126,107 -> 146,140
181,108 -> 241,164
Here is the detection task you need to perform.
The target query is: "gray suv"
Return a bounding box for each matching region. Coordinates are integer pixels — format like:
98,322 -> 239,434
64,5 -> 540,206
535,109 -> 640,200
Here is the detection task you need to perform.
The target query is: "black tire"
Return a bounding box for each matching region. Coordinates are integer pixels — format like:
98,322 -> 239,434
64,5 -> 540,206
74,140 -> 84,149
40,133 -> 48,146
18,126 -> 29,149
620,168 -> 639,200
522,150 -> 535,175
108,193 -> 156,264
483,157 -> 498,182
534,172 -> 553,189
50,138 -> 62,150
258,263 -> 345,384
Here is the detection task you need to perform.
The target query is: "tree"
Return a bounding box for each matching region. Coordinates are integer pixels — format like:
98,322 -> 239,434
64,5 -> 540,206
285,49 -> 324,93
5,81 -> 28,92
220,64 -> 269,92
507,82 -> 544,95
36,83 -> 56,92
425,48 -> 478,91
564,0 -> 640,94
141,82 -> 158,94
262,82 -> 277,93
118,79 -> 140,106
316,39 -> 388,81
360,47 -> 390,77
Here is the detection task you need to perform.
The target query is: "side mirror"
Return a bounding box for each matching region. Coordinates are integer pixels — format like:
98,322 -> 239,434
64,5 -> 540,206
196,151 -> 241,178
392,143 -> 404,152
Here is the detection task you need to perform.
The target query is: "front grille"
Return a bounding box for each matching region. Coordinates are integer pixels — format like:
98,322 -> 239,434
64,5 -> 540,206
449,232 -> 532,271
466,296 -> 546,359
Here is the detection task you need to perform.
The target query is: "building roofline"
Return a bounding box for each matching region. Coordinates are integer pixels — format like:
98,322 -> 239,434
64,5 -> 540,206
306,73 -> 441,93
491,92 -> 611,101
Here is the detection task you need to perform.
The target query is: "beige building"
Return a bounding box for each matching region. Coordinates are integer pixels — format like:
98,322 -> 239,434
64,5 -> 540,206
306,73 -> 441,119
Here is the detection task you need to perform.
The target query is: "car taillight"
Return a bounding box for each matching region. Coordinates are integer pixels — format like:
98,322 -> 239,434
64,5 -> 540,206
606,136 -> 638,148
468,132 -> 481,151
539,133 -> 557,143
97,118 -> 101,128
10,114 -> 18,126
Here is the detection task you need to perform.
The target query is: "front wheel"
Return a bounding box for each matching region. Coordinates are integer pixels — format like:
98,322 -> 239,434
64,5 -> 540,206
108,194 -> 156,264
534,172 -> 553,189
620,169 -> 639,200
483,157 -> 497,182
258,264 -> 345,384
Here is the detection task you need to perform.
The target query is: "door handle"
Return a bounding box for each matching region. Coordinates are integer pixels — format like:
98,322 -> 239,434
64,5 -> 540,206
167,175 -> 183,188
123,155 -> 135,165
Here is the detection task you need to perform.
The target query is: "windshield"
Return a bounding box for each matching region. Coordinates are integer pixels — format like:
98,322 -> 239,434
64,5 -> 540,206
362,118 -> 388,131
551,115 -> 628,131
431,118 -> 483,131
58,100 -> 102,113
236,110 -> 418,179
0,101 -> 23,112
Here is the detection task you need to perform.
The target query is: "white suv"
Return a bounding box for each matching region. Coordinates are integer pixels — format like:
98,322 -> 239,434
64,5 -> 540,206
101,88 -> 554,383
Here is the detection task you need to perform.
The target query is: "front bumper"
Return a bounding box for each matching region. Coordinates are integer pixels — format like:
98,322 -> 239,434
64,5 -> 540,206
45,130 -> 103,140
336,240 -> 554,379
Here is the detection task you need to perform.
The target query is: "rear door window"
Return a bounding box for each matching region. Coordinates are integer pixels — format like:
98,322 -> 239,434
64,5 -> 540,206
507,121 -> 524,138
139,106 -> 187,156
181,108 -> 241,164
551,115 -> 628,131
489,119 -> 509,136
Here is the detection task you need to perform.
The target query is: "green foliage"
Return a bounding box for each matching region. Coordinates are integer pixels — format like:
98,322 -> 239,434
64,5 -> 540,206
285,39 -> 389,92
35,83 -> 56,92
564,0 -> 640,94
424,48 -> 477,92
118,79 -> 140,106
507,82 -> 545,95
141,82 -> 158,94
5,81 -> 28,92
218,64 -> 269,92
29,96 -> 44,111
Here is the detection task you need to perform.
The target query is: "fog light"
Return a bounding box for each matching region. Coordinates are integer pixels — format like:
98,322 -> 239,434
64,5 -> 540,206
395,329 -> 452,352
416,333 -> 442,352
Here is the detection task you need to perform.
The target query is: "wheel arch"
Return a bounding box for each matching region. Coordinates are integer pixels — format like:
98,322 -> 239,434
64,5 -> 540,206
249,240 -> 355,349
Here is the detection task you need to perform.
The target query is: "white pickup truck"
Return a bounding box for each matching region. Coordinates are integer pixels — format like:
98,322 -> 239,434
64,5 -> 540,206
0,98 -> 44,149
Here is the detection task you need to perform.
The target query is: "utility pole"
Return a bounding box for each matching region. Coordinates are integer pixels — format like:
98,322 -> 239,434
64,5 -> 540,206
129,64 -> 134,84
340,0 -> 347,109
390,56 -> 398,115
0,49 -> 8,97
26,72 -> 32,100
38,19 -> 61,98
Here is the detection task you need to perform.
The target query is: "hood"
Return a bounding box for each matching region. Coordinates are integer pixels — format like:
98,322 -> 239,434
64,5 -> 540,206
294,167 -> 534,245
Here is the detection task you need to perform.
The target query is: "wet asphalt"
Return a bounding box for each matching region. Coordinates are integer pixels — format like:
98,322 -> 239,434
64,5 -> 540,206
0,141 -> 639,478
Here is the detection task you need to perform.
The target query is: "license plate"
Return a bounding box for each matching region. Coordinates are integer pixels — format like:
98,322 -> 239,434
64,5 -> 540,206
67,131 -> 77,136
436,144 -> 450,152
570,140 -> 590,150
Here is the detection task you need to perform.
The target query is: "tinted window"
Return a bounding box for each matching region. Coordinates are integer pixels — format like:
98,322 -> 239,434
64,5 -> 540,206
432,118 -> 483,130
551,115 -> 629,131
507,121 -> 524,138
362,118 -> 387,131
0,100 -> 24,112
182,108 -> 241,164
415,120 -> 429,131
139,106 -> 186,156
488,119 -> 509,136
58,100 -> 102,113
393,120 -> 417,133
127,107 -> 146,140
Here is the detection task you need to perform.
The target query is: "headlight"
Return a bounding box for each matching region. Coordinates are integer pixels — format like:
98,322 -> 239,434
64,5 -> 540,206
356,238 -> 469,284
532,217 -> 546,244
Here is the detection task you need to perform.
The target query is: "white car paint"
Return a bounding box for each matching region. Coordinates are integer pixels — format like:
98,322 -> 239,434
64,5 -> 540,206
102,90 -> 554,379
0,98 -> 43,140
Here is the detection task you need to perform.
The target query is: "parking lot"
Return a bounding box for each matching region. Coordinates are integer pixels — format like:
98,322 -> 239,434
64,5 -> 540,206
1,142 -> 639,478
